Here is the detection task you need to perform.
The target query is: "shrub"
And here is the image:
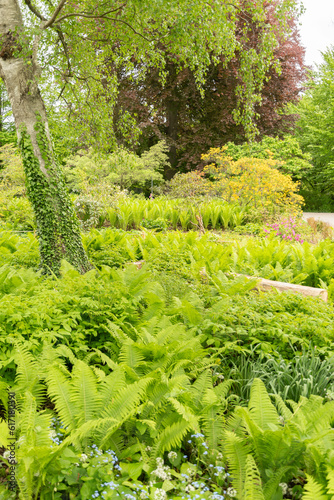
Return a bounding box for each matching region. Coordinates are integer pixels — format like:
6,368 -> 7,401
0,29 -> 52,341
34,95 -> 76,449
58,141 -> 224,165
64,142 -> 167,192
165,171 -> 210,198
141,217 -> 169,231
74,196 -> 106,230
202,147 -> 304,214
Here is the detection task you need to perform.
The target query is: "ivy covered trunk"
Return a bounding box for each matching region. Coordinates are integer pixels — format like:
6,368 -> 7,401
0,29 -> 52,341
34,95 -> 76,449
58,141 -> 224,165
0,0 -> 91,275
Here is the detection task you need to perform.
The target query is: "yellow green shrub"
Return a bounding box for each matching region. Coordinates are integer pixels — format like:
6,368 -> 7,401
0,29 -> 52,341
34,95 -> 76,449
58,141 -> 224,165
202,147 -> 304,214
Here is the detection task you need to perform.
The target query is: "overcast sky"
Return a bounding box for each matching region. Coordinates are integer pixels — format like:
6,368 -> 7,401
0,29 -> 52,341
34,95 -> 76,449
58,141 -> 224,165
298,0 -> 334,68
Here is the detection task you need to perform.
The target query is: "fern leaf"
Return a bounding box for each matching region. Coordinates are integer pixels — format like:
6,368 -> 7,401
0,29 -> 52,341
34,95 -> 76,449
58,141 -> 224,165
168,397 -> 198,426
214,379 -> 234,399
243,454 -> 265,500
263,466 -> 294,499
99,378 -> 151,445
248,379 -> 279,430
14,345 -> 46,409
118,342 -> 145,369
326,469 -> 334,494
201,404 -> 225,450
71,360 -> 100,425
151,420 -> 193,464
93,348 -> 119,370
271,394 -> 293,422
46,366 -> 78,430
190,370 -> 213,405
302,475 -> 328,500
223,430 -> 251,497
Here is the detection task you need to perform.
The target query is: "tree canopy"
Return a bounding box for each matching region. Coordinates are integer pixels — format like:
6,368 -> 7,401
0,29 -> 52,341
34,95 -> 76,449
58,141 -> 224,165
293,47 -> 334,195
16,0 -> 301,148
113,2 -> 306,173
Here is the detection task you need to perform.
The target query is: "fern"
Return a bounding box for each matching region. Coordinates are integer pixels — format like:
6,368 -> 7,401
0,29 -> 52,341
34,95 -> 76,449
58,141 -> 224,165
223,430 -> 251,497
263,466 -> 294,500
302,475 -> 329,499
201,403 -> 225,450
150,419 -> 193,464
118,341 -> 146,369
100,378 -> 150,446
327,469 -> 334,494
46,365 -> 78,430
71,360 -> 100,425
14,345 -> 46,410
248,378 -> 279,430
243,454 -> 265,500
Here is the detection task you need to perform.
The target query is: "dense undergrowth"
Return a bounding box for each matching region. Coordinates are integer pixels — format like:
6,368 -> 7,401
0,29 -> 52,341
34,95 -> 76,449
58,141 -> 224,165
1,226 -> 334,499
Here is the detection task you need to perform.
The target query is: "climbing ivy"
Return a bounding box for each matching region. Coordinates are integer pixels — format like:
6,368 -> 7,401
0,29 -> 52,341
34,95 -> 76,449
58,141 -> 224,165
18,114 -> 92,275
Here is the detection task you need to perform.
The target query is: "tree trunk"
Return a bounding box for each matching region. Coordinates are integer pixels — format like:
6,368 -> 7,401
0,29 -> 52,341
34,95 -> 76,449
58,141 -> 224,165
0,0 -> 91,275
166,97 -> 178,179
164,64 -> 179,180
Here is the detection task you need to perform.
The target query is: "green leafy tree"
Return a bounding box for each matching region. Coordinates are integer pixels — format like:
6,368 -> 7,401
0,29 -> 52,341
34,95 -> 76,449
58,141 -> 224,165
0,0 -> 300,273
64,140 -> 167,191
293,47 -> 334,206
223,135 -> 313,181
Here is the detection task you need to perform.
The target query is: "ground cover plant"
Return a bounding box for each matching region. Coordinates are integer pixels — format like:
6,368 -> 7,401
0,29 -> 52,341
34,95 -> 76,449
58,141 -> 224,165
1,223 -> 334,498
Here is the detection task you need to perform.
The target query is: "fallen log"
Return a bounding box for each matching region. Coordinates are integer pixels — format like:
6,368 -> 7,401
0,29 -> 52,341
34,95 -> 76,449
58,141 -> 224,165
128,261 -> 328,302
245,276 -> 328,302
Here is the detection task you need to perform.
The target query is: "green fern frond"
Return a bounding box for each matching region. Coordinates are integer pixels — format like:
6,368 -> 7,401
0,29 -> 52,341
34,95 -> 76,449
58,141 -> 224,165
14,345 -> 46,409
0,380 -> 8,410
71,360 -> 100,425
14,344 -> 38,387
201,404 -> 225,450
234,407 -> 263,440
248,379 -> 279,430
223,430 -> 251,497
93,348 -> 119,370
271,394 -> 293,422
263,466 -> 293,499
190,370 -> 213,405
100,378 -> 151,445
54,344 -> 77,364
62,417 -> 119,446
243,454 -> 265,500
168,397 -> 198,426
286,399 -> 300,412
46,366 -> 78,430
151,419 -> 193,464
119,342 -> 145,369
302,474 -> 328,499
214,379 -> 234,399
326,469 -> 334,494
19,391 -> 52,448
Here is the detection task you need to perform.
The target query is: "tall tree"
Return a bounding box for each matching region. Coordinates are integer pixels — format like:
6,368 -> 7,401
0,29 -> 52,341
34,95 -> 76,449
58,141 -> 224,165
0,78 -> 15,146
0,0 -> 299,272
114,1 -> 306,174
293,47 -> 334,197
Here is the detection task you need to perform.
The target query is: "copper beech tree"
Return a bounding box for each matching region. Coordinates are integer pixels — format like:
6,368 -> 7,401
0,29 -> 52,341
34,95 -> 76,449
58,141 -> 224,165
114,2 -> 306,175
0,0 -> 299,273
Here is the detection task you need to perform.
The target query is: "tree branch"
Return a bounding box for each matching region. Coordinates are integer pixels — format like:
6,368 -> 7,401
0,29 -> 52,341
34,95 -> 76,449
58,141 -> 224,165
55,26 -> 72,76
54,4 -> 126,25
43,0 -> 67,29
23,0 -> 47,21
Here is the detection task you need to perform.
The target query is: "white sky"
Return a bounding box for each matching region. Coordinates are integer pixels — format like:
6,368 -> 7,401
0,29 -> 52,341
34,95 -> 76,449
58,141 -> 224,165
298,0 -> 334,68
